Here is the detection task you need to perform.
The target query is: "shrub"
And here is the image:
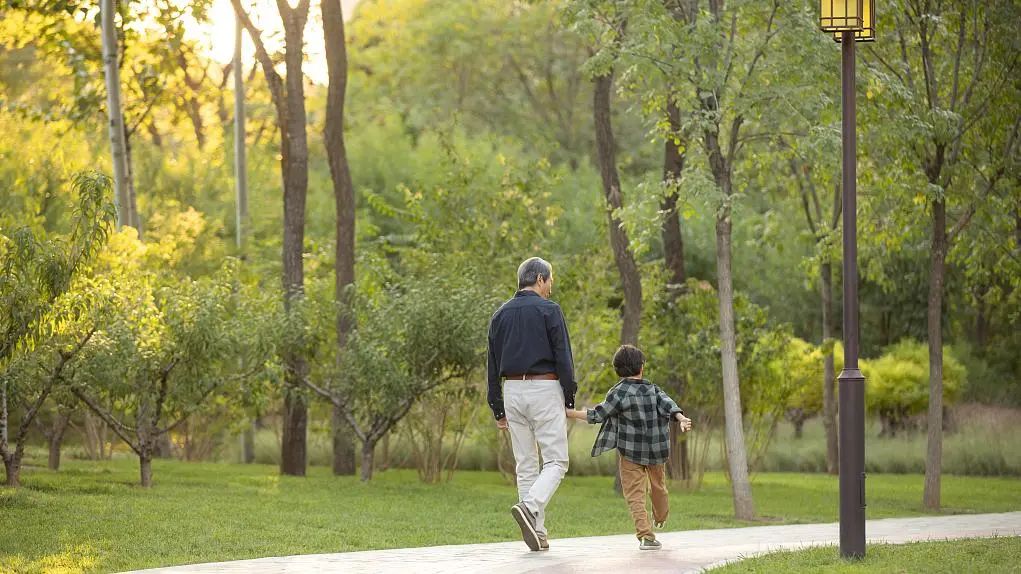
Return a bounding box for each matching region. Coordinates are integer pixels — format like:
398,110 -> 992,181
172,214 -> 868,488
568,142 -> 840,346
867,340 -> 965,436
772,337 -> 823,438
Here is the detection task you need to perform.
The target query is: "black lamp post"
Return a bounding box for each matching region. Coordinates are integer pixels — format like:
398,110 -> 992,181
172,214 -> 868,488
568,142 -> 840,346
819,0 -> 874,560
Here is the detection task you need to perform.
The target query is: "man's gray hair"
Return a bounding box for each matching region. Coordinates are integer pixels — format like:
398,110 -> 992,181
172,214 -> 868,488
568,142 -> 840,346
517,257 -> 553,289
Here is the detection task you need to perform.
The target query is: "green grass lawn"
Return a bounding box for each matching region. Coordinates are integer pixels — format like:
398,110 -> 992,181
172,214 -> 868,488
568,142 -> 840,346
709,537 -> 1021,573
2,455 -> 1020,574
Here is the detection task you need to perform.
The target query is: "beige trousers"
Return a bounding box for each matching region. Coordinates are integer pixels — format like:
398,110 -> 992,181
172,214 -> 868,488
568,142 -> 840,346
619,454 -> 669,540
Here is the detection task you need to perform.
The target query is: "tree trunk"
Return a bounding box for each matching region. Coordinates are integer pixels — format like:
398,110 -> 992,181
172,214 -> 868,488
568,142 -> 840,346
662,100 -> 688,481
666,421 -> 690,480
593,71 -> 642,346
716,212 -> 756,520
48,412 -> 70,471
1015,205 -> 1021,255
275,1 -> 312,478
332,405 -> 356,476
323,0 -> 358,477
594,69 -> 639,496
923,198 -> 947,510
974,286 -> 988,349
124,135 -> 141,232
154,433 -> 173,458
233,15 -> 257,466
241,420 -> 256,464
821,261 -> 838,475
793,417 -> 805,439
280,387 -> 308,477
360,439 -> 376,482
100,0 -> 132,229
3,456 -> 19,487
82,410 -> 106,460
0,379 -> 9,484
661,100 -> 687,289
2,395 -> 22,486
139,451 -> 153,488
231,0 -> 314,477
234,13 -> 249,255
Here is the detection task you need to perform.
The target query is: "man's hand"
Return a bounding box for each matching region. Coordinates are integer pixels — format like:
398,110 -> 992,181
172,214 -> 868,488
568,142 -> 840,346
675,413 -> 693,432
496,417 -> 509,430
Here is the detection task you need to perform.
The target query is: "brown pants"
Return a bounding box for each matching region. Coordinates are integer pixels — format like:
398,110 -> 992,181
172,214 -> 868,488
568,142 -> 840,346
619,454 -> 669,540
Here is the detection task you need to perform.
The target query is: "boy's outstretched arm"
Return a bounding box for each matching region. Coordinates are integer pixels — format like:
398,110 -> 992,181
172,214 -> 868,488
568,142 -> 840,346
656,387 -> 694,431
566,386 -> 625,423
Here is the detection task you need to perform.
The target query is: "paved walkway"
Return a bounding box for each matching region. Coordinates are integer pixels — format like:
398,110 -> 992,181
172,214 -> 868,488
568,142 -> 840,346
129,512 -> 1021,574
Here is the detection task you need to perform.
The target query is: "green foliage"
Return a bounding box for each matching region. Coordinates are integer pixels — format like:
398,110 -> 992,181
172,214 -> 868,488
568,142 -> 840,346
867,340 -> 965,423
65,228 -> 276,473
645,278 -> 796,480
0,0 -> 1018,492
349,0 -> 595,166
336,280 -> 495,436
0,171 -> 114,364
772,337 -> 823,415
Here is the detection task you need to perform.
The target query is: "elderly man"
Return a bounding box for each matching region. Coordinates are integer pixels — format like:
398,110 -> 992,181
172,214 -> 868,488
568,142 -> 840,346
487,257 -> 577,552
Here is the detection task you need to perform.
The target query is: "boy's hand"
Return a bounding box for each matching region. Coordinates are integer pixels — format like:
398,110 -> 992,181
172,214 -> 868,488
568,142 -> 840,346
675,413 -> 693,432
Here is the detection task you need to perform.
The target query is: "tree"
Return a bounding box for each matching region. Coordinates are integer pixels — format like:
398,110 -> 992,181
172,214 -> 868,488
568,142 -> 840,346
322,0 -> 358,476
862,0 -> 1021,509
71,249 -> 271,487
642,0 -> 790,519
307,282 -> 490,481
0,171 -> 114,486
231,0 -> 313,477
1,323 -> 96,486
570,3 -> 643,347
783,143 -> 840,473
232,11 -> 255,466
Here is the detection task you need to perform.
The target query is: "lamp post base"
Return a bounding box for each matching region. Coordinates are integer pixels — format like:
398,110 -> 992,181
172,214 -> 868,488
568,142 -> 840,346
838,368 -> 866,558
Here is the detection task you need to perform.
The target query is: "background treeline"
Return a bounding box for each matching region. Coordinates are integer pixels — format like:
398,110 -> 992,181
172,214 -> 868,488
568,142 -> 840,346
1,0 -> 1018,517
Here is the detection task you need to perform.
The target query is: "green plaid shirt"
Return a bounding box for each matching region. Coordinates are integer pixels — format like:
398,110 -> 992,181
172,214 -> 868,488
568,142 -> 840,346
585,378 -> 684,466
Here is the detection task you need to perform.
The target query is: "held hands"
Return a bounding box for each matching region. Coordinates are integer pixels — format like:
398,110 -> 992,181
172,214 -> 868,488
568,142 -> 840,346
675,412 -> 693,432
565,408 -> 587,420
496,417 -> 509,430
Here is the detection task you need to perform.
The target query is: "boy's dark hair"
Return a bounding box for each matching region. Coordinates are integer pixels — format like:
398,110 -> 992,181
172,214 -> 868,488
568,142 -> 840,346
613,344 -> 645,378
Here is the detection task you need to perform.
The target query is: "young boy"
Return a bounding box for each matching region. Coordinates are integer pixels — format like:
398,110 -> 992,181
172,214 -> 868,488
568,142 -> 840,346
567,344 -> 692,550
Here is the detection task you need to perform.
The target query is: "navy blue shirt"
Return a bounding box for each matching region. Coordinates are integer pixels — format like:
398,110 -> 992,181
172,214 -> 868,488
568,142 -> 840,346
487,290 -> 577,420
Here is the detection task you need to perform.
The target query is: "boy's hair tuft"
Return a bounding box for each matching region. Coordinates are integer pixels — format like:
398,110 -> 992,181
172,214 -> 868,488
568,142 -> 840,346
613,344 -> 645,378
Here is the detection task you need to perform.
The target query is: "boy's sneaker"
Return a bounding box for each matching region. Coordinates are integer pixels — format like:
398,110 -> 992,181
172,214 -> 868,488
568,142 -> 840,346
511,502 -> 541,551
537,534 -> 549,551
640,537 -> 662,551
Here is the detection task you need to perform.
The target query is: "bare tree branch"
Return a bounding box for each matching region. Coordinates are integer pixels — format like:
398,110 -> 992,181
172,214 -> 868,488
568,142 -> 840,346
71,387 -> 140,455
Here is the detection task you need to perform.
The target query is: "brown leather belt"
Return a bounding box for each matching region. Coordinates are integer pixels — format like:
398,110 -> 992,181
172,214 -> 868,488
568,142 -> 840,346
503,373 -> 558,381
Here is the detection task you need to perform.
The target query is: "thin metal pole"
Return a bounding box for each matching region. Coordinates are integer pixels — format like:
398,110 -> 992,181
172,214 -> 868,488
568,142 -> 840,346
838,29 -> 866,560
